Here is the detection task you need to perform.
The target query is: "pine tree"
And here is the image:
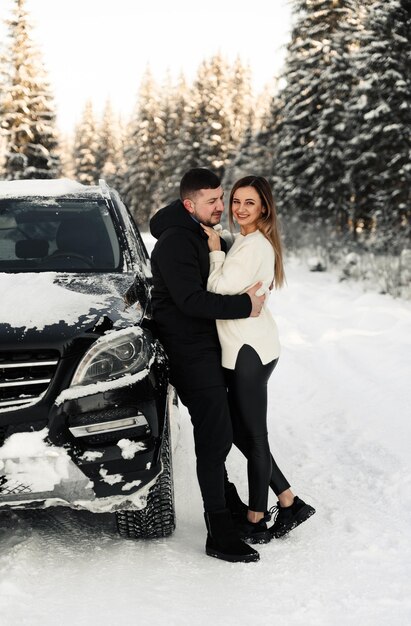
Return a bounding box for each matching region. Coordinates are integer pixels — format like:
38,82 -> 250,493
122,68 -> 165,227
223,77 -> 284,190
273,0 -> 361,229
345,0 -> 411,250
255,79 -> 279,133
0,133 -> 7,179
59,133 -> 74,179
156,55 -> 254,205
168,54 -> 234,185
96,100 -> 124,187
222,93 -> 282,228
308,0 -> 367,233
223,107 -> 274,193
196,54 -> 233,177
0,0 -> 60,180
72,100 -> 99,185
227,57 -> 253,157
0,51 -> 7,178
162,75 -> 201,198
152,72 -> 189,206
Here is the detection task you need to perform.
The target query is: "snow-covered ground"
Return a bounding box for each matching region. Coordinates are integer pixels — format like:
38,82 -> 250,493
0,246 -> 410,626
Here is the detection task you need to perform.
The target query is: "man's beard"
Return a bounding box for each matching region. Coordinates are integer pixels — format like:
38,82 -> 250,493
201,213 -> 223,227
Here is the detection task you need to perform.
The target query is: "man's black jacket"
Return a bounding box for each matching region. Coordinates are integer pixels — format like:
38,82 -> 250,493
149,200 -> 251,389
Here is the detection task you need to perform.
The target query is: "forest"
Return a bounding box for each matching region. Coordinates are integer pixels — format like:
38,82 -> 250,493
0,0 -> 410,296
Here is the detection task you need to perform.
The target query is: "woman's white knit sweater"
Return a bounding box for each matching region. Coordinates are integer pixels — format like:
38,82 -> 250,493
207,229 -> 281,370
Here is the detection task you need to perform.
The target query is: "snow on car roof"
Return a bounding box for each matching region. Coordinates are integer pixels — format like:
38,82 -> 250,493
0,178 -> 101,198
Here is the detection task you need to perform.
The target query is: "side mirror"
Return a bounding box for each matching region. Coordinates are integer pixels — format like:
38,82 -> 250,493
124,277 -> 149,310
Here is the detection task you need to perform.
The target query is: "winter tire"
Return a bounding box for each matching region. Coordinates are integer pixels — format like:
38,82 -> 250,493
115,412 -> 175,539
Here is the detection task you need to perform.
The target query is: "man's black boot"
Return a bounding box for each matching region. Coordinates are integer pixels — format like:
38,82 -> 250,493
204,508 -> 260,563
224,483 -> 248,524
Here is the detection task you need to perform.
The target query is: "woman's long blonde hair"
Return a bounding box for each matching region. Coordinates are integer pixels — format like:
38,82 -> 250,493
229,176 -> 285,288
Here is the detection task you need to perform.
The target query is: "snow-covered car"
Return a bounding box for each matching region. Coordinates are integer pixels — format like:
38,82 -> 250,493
0,178 -> 175,539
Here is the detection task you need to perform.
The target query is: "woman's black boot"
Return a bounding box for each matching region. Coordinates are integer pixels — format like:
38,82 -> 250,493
269,496 -> 316,538
204,508 -> 260,563
238,513 -> 272,544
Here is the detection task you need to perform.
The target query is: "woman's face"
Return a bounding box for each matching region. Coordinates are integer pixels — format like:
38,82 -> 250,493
231,186 -> 264,235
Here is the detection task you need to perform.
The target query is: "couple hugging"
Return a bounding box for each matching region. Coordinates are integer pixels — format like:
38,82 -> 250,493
149,167 -> 315,563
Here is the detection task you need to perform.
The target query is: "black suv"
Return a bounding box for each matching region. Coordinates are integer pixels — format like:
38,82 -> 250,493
0,178 -> 175,539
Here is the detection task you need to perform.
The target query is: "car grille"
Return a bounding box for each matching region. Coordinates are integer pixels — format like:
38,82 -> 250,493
0,350 -> 59,411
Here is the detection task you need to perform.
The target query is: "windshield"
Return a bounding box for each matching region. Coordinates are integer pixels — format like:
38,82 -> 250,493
0,197 -> 122,272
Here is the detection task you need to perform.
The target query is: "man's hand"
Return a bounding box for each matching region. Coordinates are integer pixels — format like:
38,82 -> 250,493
246,282 -> 265,317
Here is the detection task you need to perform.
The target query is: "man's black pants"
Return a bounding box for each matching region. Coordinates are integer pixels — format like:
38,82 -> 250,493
177,385 -> 233,512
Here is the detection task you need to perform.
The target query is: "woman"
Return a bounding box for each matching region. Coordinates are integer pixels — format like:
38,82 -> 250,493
201,176 -> 315,543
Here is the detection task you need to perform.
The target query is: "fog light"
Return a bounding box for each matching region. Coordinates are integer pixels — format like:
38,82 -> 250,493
69,413 -> 148,438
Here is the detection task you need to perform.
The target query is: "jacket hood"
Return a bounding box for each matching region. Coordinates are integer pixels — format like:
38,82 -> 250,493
150,199 -> 202,239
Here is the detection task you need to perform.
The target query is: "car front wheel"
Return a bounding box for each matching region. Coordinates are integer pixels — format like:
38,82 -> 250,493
115,414 -> 175,539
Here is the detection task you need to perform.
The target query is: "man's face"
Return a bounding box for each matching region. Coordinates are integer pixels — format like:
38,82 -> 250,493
184,186 -> 224,226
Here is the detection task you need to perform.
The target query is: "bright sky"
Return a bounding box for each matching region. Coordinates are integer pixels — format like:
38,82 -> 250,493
0,0 -> 292,135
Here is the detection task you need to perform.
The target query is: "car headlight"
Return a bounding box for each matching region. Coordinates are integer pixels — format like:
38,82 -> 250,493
71,328 -> 149,386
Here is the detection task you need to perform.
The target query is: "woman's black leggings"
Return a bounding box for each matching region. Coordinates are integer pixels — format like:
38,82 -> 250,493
224,344 -> 290,512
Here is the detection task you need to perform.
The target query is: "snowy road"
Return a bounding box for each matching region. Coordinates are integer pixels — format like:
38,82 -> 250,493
1,255 -> 410,626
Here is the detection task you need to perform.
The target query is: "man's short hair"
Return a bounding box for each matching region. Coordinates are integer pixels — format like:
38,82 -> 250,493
180,168 -> 221,201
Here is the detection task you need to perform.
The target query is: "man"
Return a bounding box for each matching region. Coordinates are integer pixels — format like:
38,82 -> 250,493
150,168 -> 264,563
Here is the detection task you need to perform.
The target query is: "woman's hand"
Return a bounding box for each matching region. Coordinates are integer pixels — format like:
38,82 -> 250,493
200,224 -> 222,252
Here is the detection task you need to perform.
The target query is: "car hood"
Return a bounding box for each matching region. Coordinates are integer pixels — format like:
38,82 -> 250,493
0,272 -> 145,354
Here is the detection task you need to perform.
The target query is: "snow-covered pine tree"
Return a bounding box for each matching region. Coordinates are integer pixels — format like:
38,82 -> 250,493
59,133 -> 74,179
223,113 -> 255,194
196,53 -> 233,178
161,76 -> 201,199
0,50 -> 7,178
72,100 -> 99,185
254,79 -> 280,137
96,100 -> 124,188
345,0 -> 411,252
151,72 -> 189,207
227,57 -> 254,159
170,54 -> 234,184
307,0 -> 367,235
222,91 -> 283,227
223,75 -> 286,191
0,132 -> 6,179
273,0 -> 361,231
223,97 -> 276,190
157,55 -> 256,207
122,68 -> 165,228
0,0 -> 60,180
